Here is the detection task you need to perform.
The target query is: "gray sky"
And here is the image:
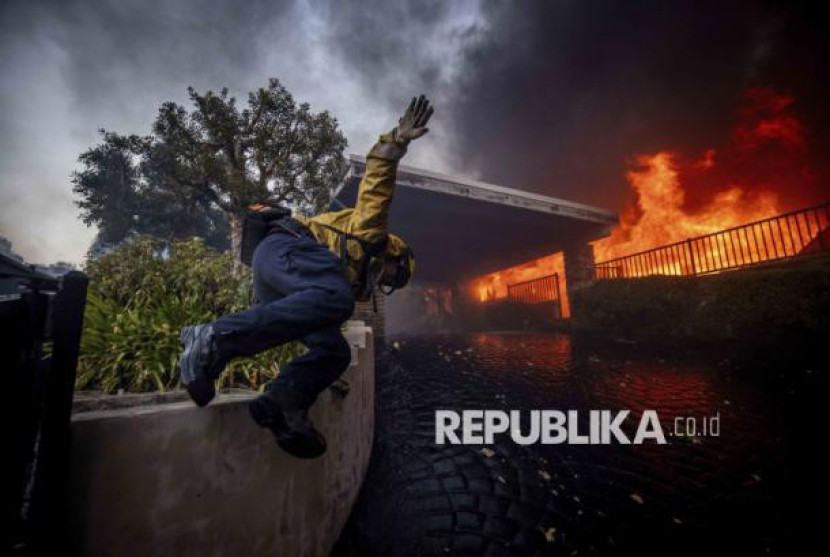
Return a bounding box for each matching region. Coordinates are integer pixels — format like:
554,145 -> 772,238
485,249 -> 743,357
0,0 -> 487,264
2,0 -> 827,265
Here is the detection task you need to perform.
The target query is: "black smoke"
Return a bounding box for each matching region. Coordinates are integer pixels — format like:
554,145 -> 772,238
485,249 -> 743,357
446,0 -> 830,209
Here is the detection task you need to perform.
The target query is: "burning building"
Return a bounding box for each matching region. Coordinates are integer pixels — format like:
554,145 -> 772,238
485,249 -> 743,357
332,157 -> 617,336
334,87 -> 829,337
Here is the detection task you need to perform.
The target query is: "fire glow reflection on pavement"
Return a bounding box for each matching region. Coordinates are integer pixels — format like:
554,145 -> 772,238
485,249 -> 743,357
334,332 -> 819,557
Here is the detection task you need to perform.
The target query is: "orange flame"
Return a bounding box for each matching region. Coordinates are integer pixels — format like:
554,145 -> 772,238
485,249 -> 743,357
466,88 -> 825,315
468,253 -> 570,318
593,152 -> 780,262
593,87 -> 820,264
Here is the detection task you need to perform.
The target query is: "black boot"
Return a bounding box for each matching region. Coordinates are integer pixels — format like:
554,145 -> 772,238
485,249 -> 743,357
178,324 -> 227,407
248,390 -> 327,459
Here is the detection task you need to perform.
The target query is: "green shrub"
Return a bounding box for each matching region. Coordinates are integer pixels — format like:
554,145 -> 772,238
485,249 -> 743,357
77,236 -> 303,393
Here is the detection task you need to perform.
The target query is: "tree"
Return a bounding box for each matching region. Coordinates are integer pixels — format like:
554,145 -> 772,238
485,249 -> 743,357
73,131 -> 230,252
73,132 -> 145,246
74,78 -> 348,273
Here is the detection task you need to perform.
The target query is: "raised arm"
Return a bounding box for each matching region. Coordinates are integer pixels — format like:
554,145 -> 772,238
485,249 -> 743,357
348,95 -> 433,243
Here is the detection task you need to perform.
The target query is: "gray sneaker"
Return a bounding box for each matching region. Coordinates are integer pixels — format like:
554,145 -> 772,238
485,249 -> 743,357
178,324 -> 226,407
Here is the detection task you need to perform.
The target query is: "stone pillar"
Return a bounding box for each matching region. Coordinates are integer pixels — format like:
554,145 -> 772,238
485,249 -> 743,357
561,241 -> 596,319
563,242 -> 596,287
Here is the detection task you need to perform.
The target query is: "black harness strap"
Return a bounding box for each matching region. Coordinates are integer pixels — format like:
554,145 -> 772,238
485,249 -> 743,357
315,222 -> 387,311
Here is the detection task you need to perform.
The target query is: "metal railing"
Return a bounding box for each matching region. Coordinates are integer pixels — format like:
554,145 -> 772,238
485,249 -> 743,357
594,201 -> 830,279
506,273 -> 563,319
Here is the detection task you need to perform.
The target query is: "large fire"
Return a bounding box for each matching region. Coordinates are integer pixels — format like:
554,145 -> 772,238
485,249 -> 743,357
467,87 -> 827,315
592,152 -> 781,262
594,87 -> 820,263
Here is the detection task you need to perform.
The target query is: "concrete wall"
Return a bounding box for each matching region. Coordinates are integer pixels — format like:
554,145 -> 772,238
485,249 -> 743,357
68,321 -> 374,557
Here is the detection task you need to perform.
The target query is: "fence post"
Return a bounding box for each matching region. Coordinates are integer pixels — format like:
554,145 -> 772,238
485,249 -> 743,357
685,239 -> 697,276
553,273 -> 562,319
30,270 -> 89,555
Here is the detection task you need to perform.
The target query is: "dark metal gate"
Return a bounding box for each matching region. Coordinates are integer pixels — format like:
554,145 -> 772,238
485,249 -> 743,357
3,252 -> 88,556
506,273 -> 563,318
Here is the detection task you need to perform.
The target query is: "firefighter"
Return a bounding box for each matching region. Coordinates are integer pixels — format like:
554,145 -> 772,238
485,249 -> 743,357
177,95 -> 433,458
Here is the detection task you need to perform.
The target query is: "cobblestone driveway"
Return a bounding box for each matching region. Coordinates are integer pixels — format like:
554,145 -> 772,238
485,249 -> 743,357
332,332 -> 824,556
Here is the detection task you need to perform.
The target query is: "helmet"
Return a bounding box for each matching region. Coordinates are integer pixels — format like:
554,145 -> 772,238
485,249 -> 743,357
378,234 -> 415,293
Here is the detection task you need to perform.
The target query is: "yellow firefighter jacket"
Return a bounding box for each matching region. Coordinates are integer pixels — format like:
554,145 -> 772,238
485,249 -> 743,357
295,131 -> 409,302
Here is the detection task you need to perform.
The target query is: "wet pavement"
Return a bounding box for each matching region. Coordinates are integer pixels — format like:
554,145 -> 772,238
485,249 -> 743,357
332,332 -> 827,557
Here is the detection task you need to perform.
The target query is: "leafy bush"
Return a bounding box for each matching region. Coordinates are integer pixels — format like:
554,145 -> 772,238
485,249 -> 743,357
77,236 -> 302,393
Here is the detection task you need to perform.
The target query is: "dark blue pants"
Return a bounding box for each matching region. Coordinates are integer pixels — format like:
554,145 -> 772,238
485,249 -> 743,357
212,226 -> 355,407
